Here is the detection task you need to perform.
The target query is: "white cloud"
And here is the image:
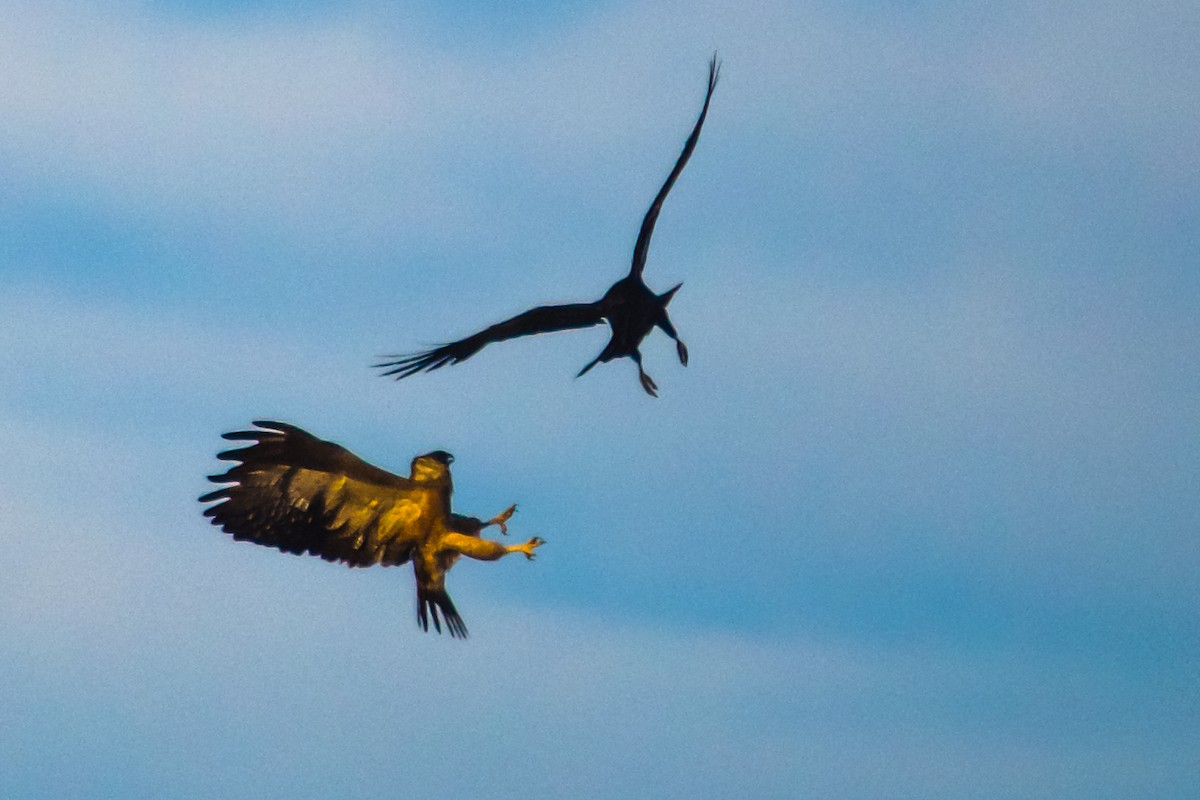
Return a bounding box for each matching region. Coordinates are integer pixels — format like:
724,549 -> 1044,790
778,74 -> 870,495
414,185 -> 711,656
4,0 -> 1195,253
0,3 -> 516,250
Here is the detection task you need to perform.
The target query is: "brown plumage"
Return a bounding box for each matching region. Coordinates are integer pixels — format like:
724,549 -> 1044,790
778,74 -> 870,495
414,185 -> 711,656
376,54 -> 720,397
199,421 -> 544,638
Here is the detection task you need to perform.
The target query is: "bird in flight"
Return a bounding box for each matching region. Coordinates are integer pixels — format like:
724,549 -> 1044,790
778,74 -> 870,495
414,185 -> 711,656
377,54 -> 720,397
199,421 -> 544,638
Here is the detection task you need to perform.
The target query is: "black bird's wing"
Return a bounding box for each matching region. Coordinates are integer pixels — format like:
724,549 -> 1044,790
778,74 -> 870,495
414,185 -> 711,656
199,421 -> 431,567
376,301 -> 604,379
629,54 -> 720,279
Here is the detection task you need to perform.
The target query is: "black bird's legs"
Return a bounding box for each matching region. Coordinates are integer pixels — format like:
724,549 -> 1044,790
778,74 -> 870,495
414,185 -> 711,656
655,314 -> 689,367
631,351 -> 659,397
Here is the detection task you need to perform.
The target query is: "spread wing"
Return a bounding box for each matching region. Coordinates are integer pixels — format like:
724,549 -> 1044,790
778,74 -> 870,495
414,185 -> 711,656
629,54 -> 720,279
199,421 -> 432,567
376,301 -> 604,380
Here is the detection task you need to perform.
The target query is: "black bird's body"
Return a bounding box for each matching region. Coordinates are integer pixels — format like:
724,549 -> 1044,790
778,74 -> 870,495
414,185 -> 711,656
377,55 -> 719,396
572,276 -> 686,396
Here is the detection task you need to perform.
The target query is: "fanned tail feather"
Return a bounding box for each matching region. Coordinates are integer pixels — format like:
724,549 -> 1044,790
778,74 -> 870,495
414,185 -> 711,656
417,588 -> 468,639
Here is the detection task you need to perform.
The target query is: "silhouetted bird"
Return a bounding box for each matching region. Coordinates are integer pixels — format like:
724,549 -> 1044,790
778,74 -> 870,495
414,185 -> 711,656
199,421 -> 544,638
377,55 -> 720,397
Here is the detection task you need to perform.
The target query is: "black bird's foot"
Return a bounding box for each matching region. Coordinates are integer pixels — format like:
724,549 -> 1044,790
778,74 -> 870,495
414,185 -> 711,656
676,340 -> 689,366
486,504 -> 517,535
639,369 -> 659,397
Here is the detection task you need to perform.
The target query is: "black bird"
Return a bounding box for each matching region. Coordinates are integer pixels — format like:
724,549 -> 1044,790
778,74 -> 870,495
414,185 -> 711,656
377,55 -> 720,397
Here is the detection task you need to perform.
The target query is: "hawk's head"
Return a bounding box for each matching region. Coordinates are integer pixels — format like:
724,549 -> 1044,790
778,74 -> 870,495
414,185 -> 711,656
411,450 -> 454,483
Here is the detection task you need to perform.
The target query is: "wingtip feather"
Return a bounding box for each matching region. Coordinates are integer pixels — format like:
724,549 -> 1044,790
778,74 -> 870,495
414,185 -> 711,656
198,488 -> 229,503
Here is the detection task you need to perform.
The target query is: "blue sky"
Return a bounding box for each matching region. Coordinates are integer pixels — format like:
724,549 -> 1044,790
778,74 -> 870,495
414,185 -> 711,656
2,1 -> 1197,797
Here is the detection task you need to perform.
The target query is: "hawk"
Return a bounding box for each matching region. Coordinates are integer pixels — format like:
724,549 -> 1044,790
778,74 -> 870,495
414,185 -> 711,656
199,421 -> 544,638
377,54 -> 721,397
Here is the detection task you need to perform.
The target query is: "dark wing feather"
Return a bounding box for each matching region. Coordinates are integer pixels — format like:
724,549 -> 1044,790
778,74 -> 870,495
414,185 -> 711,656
220,420 -> 413,489
629,54 -> 720,279
199,421 -> 428,567
376,302 -> 603,379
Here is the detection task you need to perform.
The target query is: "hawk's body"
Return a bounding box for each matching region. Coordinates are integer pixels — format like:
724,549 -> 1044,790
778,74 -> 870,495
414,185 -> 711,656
199,421 -> 542,638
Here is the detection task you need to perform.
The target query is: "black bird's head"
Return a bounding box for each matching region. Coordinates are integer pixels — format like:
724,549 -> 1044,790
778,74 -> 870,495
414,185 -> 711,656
412,450 -> 454,482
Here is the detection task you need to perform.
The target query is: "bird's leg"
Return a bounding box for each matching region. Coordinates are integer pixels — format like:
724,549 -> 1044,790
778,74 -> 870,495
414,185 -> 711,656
631,351 -> 658,397
675,339 -> 689,366
482,503 -> 517,535
439,533 -> 545,561
639,369 -> 659,397
656,314 -> 688,366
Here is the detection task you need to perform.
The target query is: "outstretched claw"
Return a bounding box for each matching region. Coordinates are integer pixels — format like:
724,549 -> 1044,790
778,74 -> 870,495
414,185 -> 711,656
676,339 -> 689,366
485,504 -> 517,535
639,369 -> 659,398
512,536 -> 545,560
